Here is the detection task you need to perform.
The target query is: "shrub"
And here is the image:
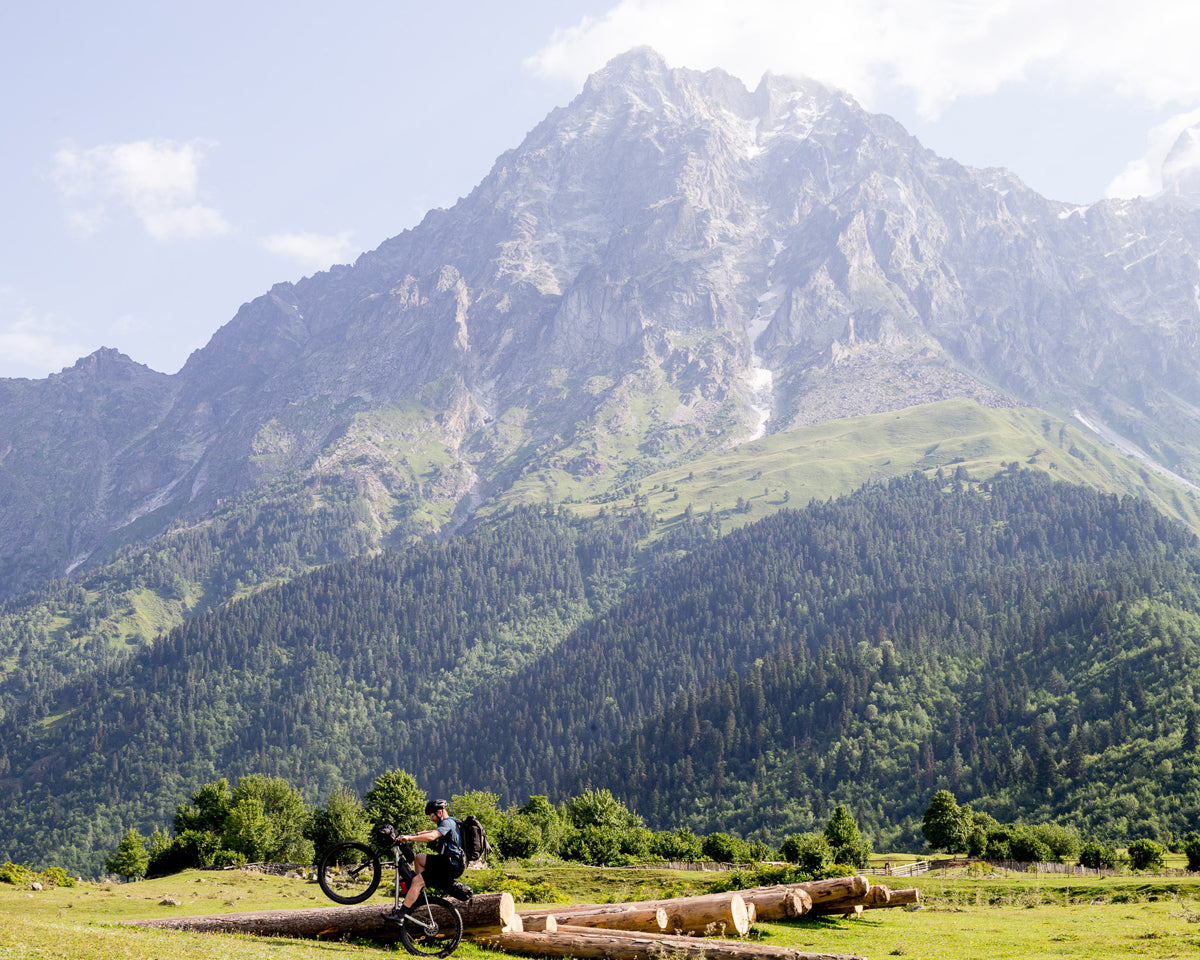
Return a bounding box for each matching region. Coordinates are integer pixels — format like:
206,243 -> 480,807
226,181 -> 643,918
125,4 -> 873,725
1184,834 -> 1200,873
37,867 -> 76,888
1127,838 -> 1166,872
1079,842 -> 1119,869
563,789 -> 642,832
743,839 -> 773,863
648,827 -> 703,862
559,825 -> 623,866
493,814 -> 543,861
0,862 -> 36,885
1006,828 -> 1052,864
1027,823 -> 1081,863
780,833 -> 830,872
701,832 -> 745,863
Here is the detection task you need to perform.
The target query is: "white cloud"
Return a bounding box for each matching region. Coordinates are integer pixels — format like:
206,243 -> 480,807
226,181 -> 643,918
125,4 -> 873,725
50,139 -> 231,240
528,0 -> 1200,119
1107,108 -> 1200,198
261,231 -> 356,272
0,305 -> 89,378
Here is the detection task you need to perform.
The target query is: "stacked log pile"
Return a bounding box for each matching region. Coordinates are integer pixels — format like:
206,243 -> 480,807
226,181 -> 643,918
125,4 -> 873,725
131,874 -> 919,960
481,876 -> 921,960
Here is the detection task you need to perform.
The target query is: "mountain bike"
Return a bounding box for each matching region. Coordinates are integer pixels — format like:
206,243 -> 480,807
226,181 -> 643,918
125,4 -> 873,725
317,828 -> 464,957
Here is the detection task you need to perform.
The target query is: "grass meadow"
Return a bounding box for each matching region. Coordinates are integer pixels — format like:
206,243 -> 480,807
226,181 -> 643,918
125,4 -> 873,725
3,861 -> 1199,960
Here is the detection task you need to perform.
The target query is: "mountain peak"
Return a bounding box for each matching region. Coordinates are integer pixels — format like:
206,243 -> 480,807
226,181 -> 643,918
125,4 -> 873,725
1163,123 -> 1200,205
58,347 -> 161,381
583,46 -> 671,90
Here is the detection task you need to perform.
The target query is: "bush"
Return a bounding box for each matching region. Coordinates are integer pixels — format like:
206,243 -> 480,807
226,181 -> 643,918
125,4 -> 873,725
780,833 -> 830,872
37,867 -> 76,888
701,832 -> 745,863
1127,838 -> 1166,872
1026,823 -> 1081,863
563,789 -> 642,832
1079,842 -> 1119,869
1184,834 -> 1200,873
743,839 -> 773,863
493,814 -> 543,861
619,826 -> 654,861
0,862 -> 36,885
1006,828 -> 1052,864
559,825 -> 623,866
648,828 -> 703,862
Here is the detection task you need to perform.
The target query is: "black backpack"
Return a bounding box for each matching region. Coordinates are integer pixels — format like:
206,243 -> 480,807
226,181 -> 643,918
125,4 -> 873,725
458,815 -> 491,865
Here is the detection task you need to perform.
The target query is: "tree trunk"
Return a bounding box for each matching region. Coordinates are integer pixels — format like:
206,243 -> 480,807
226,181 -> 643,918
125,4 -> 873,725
519,902 -> 669,933
131,890 -> 516,939
793,875 -> 871,905
867,887 -> 919,908
480,928 -> 866,960
733,884 -> 812,920
521,892 -> 750,937
659,891 -> 751,936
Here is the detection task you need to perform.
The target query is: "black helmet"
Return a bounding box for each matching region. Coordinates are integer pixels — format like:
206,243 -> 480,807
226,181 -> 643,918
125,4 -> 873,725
425,798 -> 448,816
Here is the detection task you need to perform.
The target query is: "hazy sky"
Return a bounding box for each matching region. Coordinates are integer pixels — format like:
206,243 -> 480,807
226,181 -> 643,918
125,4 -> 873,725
3,0 -> 1198,380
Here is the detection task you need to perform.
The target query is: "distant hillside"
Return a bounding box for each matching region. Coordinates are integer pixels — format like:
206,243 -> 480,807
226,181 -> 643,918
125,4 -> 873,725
4,469 -> 1199,874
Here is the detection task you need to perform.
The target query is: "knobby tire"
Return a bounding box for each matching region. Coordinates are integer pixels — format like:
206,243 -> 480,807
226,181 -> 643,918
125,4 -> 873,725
399,894 -> 463,957
317,840 -> 382,904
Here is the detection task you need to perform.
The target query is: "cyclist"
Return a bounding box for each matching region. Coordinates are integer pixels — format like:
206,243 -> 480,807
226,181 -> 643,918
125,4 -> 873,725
387,798 -> 467,922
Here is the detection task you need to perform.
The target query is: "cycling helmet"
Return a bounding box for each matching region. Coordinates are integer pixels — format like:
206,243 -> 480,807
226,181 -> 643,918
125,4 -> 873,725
425,798 -> 448,815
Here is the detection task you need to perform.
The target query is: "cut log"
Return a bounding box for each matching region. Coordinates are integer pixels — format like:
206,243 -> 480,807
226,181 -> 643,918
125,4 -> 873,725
520,902 -> 669,933
521,914 -> 557,933
867,887 -> 919,908
793,875 -> 871,906
481,928 -> 866,960
131,890 -> 516,939
734,884 -> 813,920
866,885 -> 891,906
659,891 -> 750,936
519,892 -> 751,937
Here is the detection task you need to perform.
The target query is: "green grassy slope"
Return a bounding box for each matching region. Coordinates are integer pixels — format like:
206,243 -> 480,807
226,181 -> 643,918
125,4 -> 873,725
542,399 -> 1200,537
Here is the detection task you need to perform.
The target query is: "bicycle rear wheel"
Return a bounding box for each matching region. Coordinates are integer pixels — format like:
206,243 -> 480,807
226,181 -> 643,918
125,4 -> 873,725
317,840 -> 381,904
399,894 -> 463,957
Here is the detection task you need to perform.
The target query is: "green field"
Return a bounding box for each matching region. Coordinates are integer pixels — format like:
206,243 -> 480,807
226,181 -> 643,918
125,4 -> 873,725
4,864 -> 1199,960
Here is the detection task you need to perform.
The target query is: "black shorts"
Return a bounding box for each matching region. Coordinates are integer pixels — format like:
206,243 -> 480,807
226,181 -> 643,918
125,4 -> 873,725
421,852 -> 464,891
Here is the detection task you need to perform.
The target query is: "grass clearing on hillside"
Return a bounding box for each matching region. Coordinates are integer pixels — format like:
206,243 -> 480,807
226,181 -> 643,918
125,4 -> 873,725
547,399 -> 1200,537
5,865 -> 1200,959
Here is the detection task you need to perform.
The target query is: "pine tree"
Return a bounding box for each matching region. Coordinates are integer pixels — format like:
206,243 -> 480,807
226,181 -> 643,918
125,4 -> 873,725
104,827 -> 149,881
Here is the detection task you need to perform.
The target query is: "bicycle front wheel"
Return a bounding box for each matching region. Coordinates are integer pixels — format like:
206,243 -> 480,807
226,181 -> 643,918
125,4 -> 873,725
399,894 -> 463,957
317,840 -> 381,904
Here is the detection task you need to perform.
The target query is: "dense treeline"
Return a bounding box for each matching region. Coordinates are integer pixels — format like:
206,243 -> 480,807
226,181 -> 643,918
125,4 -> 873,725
3,470 -> 1200,875
427,470 -> 1200,845
0,475 -> 381,738
0,505 -> 650,874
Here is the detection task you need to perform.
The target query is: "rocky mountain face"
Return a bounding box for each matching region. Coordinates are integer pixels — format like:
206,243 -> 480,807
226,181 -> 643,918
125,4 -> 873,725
4,47 -> 1200,597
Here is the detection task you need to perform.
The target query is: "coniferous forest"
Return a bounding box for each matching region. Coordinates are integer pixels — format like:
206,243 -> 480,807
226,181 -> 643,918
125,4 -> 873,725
3,469 -> 1200,875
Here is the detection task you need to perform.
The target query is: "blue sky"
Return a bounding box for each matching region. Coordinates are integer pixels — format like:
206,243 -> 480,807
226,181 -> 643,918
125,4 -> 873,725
3,0 -> 1198,380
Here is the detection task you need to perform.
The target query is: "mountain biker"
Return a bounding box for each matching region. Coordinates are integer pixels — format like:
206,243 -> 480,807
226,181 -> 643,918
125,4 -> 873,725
387,798 -> 467,921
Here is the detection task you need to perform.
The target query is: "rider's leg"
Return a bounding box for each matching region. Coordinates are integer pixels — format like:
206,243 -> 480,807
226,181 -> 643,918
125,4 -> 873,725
402,852 -> 428,909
